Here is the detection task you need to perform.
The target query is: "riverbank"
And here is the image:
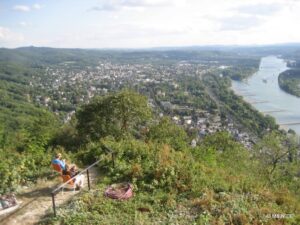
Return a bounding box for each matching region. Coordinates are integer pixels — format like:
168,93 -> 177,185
231,56 -> 300,135
278,69 -> 300,97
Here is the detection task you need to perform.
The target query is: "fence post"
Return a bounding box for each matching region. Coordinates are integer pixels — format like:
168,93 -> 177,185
87,169 -> 91,190
51,192 -> 56,217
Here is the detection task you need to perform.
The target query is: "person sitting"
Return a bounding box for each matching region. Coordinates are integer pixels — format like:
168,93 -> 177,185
52,153 -> 66,171
69,165 -> 80,177
62,164 -> 84,189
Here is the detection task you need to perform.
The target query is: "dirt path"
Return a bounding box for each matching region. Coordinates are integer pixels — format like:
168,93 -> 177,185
0,167 -> 99,225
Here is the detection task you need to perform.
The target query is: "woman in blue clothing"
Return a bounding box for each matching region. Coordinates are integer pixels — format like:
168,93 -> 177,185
51,153 -> 66,170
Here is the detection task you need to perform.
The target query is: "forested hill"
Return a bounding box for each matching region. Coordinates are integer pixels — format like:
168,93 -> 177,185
278,69 -> 300,97
0,46 -> 261,65
0,48 -> 62,194
275,46 -> 300,97
0,54 -> 57,149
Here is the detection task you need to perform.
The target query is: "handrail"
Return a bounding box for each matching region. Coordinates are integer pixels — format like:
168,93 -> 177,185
51,159 -> 102,195
51,145 -> 116,217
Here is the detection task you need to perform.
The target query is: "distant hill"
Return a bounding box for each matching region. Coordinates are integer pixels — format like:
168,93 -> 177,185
0,49 -> 57,148
0,46 -> 261,66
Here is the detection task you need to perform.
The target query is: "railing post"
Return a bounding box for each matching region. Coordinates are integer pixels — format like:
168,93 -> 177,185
51,192 -> 56,217
87,169 -> 91,190
50,158 -> 103,216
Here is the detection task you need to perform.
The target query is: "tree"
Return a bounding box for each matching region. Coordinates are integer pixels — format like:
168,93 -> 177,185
52,118 -> 81,151
201,131 -> 239,152
198,131 -> 249,171
254,131 -> 290,181
76,90 -> 152,141
286,132 -> 299,163
147,117 -> 188,150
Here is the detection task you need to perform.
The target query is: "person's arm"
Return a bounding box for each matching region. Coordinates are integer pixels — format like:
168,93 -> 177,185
58,159 -> 65,170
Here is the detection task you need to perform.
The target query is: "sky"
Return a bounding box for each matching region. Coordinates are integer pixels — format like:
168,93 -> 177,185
1,0 -> 300,48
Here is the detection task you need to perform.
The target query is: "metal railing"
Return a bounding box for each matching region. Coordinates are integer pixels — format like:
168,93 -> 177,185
51,146 -> 116,217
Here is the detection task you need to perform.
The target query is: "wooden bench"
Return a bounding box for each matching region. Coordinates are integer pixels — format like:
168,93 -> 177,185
51,164 -> 63,174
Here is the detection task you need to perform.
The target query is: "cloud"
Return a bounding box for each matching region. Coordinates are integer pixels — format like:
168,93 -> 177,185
13,5 -> 30,12
5,0 -> 300,48
88,0 -> 185,11
218,15 -> 264,31
19,22 -> 28,27
88,4 -> 119,12
0,27 -> 24,44
213,2 -> 285,31
13,3 -> 42,12
33,4 -> 42,10
120,0 -> 172,7
234,3 -> 284,16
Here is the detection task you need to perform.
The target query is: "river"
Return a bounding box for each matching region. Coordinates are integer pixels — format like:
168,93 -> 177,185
231,55 -> 300,134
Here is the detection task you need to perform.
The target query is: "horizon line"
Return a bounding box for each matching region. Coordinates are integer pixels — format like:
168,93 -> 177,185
1,42 -> 300,51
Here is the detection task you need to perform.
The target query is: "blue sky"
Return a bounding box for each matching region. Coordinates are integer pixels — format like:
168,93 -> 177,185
1,0 -> 300,48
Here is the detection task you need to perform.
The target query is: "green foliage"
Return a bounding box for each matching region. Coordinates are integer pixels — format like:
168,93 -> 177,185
0,59 -> 62,193
278,69 -> 300,97
0,62 -> 61,193
98,137 -> 193,193
0,53 -> 67,193
254,131 -> 293,182
172,77 -> 218,112
51,118 -> 81,151
147,117 -> 188,150
222,66 -> 259,80
1,48 -> 300,224
205,73 -> 278,135
197,132 -> 252,181
0,147 -> 54,194
200,131 -> 240,152
0,56 -> 61,150
43,187 -> 199,225
76,90 -> 152,141
46,130 -> 300,225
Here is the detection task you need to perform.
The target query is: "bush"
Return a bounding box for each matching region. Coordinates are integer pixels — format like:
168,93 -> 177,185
0,148 -> 54,193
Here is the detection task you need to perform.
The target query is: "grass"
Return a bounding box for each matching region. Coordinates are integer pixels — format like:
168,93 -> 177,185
39,135 -> 300,225
40,168 -> 300,225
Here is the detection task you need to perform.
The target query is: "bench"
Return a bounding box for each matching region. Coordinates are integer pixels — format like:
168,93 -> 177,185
51,164 -> 62,174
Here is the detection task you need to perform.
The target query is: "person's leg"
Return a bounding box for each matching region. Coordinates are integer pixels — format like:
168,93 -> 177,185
78,175 -> 84,187
74,175 -> 84,188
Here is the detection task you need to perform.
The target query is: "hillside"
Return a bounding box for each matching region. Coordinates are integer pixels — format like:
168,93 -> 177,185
40,95 -> 300,224
0,47 -> 299,224
0,57 -> 61,195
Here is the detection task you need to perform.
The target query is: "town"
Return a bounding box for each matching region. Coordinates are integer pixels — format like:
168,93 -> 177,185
32,59 -> 255,149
